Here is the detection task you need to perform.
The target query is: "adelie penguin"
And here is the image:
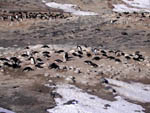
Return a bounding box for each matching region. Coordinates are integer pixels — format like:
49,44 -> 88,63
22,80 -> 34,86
84,60 -> 98,68
55,50 -> 64,53
55,59 -> 63,63
63,52 -> 69,62
92,56 -> 101,61
0,58 -> 9,62
41,44 -> 49,48
93,48 -> 99,55
29,57 -> 36,65
86,52 -> 92,57
72,52 -> 83,58
10,57 -> 21,65
35,63 -> 44,68
23,67 -> 34,72
10,57 -> 21,68
77,45 -> 83,55
43,51 -> 51,58
49,63 -> 59,69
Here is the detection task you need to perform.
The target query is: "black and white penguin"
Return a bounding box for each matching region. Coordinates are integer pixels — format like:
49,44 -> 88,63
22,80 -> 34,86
41,44 -> 49,48
49,63 -> 59,69
77,45 -> 83,55
10,57 -> 21,68
23,67 -> 34,72
72,52 -> 83,58
84,60 -> 98,68
86,52 -> 92,57
10,57 -> 21,65
55,50 -> 64,53
55,59 -> 63,63
93,48 -> 99,55
63,52 -> 69,62
29,57 -> 36,65
92,56 -> 101,61
35,63 -> 44,68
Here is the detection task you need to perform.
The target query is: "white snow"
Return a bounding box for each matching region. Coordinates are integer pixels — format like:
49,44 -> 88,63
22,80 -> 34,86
44,2 -> 98,16
123,0 -> 150,9
0,107 -> 15,113
113,4 -> 142,13
113,0 -> 150,13
107,78 -> 150,103
47,84 -> 144,113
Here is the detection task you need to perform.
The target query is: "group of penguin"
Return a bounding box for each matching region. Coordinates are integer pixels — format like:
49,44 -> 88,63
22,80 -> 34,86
0,45 -> 146,73
0,10 -> 70,22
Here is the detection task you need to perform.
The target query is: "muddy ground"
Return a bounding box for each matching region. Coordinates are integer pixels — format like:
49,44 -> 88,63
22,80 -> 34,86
0,0 -> 150,113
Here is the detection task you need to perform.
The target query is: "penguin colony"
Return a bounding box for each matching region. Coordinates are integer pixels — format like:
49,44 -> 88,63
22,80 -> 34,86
0,10 -> 71,22
109,12 -> 150,24
0,44 -> 150,85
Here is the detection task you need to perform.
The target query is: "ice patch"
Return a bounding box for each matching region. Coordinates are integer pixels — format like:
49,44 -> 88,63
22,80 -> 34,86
113,0 -> 150,13
44,2 -> 98,16
107,78 -> 150,103
0,107 -> 15,113
47,84 -> 144,113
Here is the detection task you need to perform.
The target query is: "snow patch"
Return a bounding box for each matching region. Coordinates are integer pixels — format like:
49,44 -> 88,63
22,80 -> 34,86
47,84 -> 144,113
44,2 -> 98,16
123,0 -> 150,9
0,107 -> 15,113
107,78 -> 150,103
113,0 -> 150,13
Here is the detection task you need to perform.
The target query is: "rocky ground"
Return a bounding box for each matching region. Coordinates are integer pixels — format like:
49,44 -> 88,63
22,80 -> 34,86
0,0 -> 150,113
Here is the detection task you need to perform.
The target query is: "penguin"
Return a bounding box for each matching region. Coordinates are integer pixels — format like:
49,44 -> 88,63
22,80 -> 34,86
29,57 -> 36,65
42,51 -> 50,55
42,45 -> 49,48
101,50 -> 107,54
49,63 -> 59,69
43,54 -> 51,58
55,59 -> 63,63
63,52 -> 69,62
125,55 -> 131,60
21,53 -> 29,58
32,51 -> 39,55
84,60 -> 98,68
10,57 -> 21,65
36,58 -> 43,62
35,63 -> 44,68
0,58 -> 9,62
77,45 -> 83,55
10,57 -> 21,68
100,77 -> 109,84
107,56 -> 115,60
115,58 -> 121,62
63,99 -> 78,105
55,50 -> 64,53
72,52 -> 82,58
25,46 -> 30,49
86,52 -> 92,57
93,48 -> 99,55
3,62 -> 12,68
23,67 -> 34,72
92,56 -> 101,61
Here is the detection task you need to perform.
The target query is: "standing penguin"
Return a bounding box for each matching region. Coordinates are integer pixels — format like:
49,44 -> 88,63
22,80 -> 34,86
63,52 -> 69,62
29,57 -> 36,65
